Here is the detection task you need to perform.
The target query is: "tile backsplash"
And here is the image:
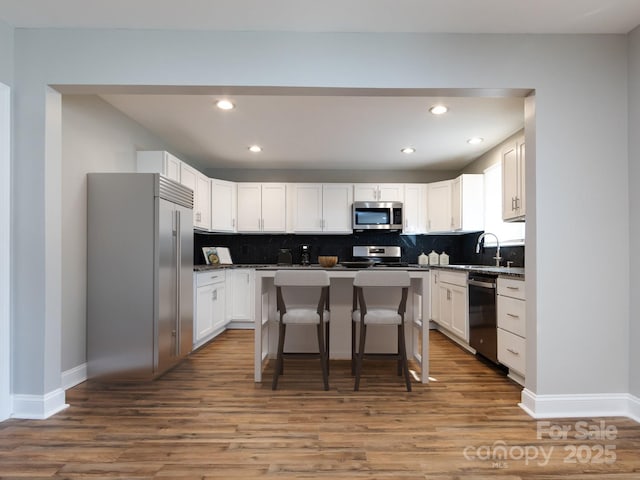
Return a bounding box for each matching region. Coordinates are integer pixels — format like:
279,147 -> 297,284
194,231 -> 524,267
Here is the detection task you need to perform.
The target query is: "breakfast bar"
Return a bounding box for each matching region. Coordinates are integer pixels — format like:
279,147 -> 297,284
253,266 -> 431,384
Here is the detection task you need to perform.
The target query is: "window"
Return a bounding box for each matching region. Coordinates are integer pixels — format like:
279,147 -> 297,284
483,162 -> 525,245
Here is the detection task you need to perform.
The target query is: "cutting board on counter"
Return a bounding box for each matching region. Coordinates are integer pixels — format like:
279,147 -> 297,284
202,246 -> 233,265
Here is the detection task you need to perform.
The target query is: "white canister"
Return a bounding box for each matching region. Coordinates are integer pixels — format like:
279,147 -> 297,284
428,250 -> 439,265
418,252 -> 428,266
439,252 -> 449,265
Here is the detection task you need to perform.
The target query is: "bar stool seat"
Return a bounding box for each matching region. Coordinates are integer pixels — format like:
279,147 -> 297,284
352,308 -> 401,325
272,270 -> 330,391
284,308 -> 330,324
351,270 -> 412,392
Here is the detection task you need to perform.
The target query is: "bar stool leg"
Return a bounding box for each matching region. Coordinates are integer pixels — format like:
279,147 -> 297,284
272,322 -> 286,390
317,322 -> 329,390
354,322 -> 367,391
398,322 -> 411,392
325,321 -> 330,376
351,321 -> 356,375
397,327 -> 402,376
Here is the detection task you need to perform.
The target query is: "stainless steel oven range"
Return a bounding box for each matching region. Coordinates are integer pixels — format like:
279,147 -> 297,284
352,245 -> 409,267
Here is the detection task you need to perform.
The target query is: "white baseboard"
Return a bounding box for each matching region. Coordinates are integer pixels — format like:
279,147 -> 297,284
12,388 -> 68,419
628,393 -> 640,423
226,321 -> 255,330
62,363 -> 87,390
520,389 -> 640,423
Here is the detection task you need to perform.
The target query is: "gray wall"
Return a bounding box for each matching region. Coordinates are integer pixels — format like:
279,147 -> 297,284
629,26 -> 640,398
461,129 -> 524,175
60,95 -> 180,371
0,20 -> 13,85
9,30 -> 631,408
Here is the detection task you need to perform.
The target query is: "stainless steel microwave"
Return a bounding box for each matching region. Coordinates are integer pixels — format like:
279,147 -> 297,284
352,201 -> 403,232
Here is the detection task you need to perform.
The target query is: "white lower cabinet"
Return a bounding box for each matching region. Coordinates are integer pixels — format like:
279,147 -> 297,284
194,271 -> 226,349
432,270 -> 469,342
497,277 -> 526,384
226,269 -> 255,328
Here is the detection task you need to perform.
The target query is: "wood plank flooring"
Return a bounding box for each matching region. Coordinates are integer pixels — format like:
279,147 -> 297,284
1,330 -> 639,479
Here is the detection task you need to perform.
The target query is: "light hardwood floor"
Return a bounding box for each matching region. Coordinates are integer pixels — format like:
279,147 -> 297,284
1,329 -> 639,479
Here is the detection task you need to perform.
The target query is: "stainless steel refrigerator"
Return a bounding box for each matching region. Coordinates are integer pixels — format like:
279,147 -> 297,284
87,173 -> 194,380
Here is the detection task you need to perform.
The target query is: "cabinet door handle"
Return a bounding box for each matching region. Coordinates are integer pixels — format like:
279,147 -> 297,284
507,348 -> 520,356
232,218 -> 236,228
507,313 -> 520,318
212,289 -> 217,301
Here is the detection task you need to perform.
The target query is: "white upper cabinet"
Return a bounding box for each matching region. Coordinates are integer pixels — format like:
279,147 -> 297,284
353,183 -> 404,202
502,137 -> 526,221
180,163 -> 211,231
237,183 -> 287,233
211,178 -> 237,233
426,180 -> 452,232
291,183 -> 353,234
322,184 -> 354,233
292,184 -> 323,232
427,175 -> 483,233
403,184 -> 427,234
451,174 -> 484,231
136,150 -> 182,183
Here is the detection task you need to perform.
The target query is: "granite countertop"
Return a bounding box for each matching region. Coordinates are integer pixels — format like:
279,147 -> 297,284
193,264 -> 270,272
430,264 -> 525,279
194,263 -> 430,272
194,263 -> 524,278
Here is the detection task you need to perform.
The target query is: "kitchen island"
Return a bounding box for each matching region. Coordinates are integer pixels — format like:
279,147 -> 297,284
253,266 -> 431,384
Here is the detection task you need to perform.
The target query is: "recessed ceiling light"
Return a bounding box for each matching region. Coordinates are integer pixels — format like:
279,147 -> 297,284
216,99 -> 235,110
467,137 -> 484,145
401,147 -> 416,154
429,105 -> 448,115
248,145 -> 262,153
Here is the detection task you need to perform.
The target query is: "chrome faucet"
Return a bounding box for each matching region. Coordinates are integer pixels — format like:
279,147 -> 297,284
475,232 -> 502,267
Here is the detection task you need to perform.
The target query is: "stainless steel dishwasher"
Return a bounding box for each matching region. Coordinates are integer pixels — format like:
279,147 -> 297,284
468,272 -> 498,364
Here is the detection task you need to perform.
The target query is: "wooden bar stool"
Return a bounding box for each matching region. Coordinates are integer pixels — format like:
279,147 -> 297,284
352,270 -> 411,392
272,270 -> 330,390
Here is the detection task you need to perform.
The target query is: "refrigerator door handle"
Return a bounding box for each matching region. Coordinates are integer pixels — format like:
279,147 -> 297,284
175,209 -> 181,356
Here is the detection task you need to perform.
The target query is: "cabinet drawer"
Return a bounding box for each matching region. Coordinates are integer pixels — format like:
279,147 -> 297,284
439,270 -> 467,287
498,328 -> 526,376
497,295 -> 526,337
196,271 -> 225,287
497,277 -> 525,300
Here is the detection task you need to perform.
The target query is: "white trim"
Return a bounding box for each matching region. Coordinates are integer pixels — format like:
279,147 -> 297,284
0,83 -> 11,422
520,389 -> 639,423
628,394 -> 640,423
12,389 -> 68,420
225,321 -> 255,330
61,363 -> 87,390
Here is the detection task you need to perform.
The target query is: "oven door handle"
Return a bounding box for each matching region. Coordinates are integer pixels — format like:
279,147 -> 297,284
468,279 -> 496,288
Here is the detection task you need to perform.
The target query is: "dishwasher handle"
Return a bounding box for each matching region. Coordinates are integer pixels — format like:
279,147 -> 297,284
468,279 -> 496,289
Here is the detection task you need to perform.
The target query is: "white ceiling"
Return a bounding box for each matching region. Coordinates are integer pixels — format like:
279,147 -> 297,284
99,90 -> 525,171
1,0 -> 640,34
5,1 -> 639,172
